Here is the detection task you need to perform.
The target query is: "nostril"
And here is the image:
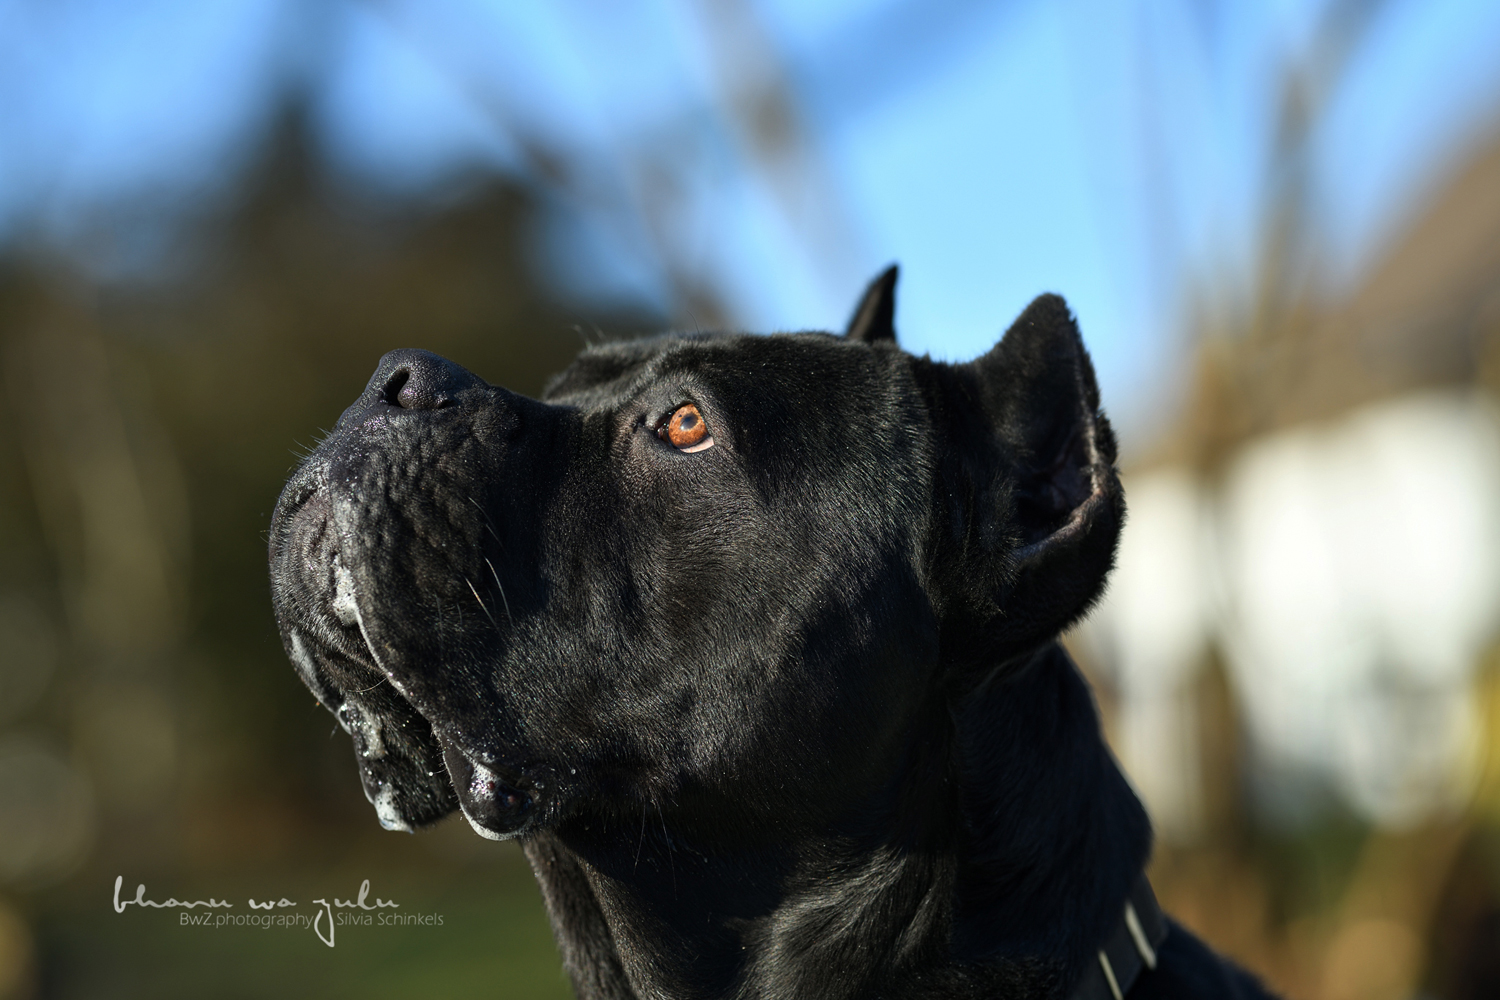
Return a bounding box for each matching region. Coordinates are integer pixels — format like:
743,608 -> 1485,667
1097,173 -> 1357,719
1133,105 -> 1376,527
335,349 -> 486,430
382,369 -> 411,406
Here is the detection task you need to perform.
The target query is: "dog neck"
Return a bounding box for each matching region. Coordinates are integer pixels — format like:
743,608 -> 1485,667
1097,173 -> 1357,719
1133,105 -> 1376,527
521,641 -> 1151,1000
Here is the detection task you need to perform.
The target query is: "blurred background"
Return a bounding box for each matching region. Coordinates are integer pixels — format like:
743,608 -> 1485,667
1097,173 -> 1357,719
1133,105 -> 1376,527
1,0 -> 1499,996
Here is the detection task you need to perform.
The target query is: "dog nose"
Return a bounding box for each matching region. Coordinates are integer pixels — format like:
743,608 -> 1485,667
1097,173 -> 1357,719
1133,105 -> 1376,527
337,349 -> 490,429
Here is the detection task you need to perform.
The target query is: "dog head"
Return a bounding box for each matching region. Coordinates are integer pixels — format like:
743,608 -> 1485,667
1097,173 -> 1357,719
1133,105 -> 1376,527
268,267 -> 1122,842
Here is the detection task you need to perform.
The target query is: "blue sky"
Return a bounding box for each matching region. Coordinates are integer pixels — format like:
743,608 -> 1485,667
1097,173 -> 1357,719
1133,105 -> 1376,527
1,0 -> 1498,443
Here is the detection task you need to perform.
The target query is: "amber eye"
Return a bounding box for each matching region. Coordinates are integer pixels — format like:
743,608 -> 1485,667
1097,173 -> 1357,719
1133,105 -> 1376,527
659,403 -> 714,452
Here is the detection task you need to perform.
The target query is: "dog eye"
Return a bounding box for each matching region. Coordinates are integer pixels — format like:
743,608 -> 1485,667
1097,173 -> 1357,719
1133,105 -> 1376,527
659,403 -> 714,452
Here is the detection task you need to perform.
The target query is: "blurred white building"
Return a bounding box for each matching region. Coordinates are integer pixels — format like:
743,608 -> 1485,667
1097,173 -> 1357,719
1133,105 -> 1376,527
1082,393 -> 1500,835
1077,130 -> 1500,838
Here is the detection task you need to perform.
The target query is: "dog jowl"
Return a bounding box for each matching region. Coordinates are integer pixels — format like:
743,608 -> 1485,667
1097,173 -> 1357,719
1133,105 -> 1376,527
269,268 -> 1274,999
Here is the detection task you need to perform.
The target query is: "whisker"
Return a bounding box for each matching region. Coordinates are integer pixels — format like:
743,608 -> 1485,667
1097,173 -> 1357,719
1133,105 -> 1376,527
658,801 -> 676,896
465,576 -> 501,633
353,674 -> 390,694
485,558 -> 513,623
468,496 -> 503,545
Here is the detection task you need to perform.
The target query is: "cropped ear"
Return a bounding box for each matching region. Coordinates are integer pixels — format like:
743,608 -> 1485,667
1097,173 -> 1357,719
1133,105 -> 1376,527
943,294 -> 1123,658
844,265 -> 899,343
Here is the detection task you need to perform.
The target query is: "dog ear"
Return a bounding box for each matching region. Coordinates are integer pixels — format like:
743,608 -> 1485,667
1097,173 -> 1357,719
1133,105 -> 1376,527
844,265 -> 899,343
942,293 -> 1123,658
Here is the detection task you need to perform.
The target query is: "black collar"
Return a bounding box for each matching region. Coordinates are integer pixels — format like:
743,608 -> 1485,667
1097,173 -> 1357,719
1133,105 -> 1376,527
1068,877 -> 1168,1000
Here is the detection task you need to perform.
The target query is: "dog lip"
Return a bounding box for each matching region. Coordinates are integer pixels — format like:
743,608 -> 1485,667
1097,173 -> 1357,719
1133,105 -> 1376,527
437,734 -> 538,840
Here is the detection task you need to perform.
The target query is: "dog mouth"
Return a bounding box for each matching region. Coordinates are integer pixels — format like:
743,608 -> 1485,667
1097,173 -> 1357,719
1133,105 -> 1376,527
322,576 -> 545,839
291,583 -> 547,839
328,556 -> 544,840
282,517 -> 544,838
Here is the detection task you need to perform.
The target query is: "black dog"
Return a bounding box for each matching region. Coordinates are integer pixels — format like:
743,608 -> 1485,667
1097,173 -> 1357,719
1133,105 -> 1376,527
269,268 -> 1273,999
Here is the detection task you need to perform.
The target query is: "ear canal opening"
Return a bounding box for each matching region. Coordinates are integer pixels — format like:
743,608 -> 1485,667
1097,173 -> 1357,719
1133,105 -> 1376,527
1012,482 -> 1112,568
1011,411 -> 1111,565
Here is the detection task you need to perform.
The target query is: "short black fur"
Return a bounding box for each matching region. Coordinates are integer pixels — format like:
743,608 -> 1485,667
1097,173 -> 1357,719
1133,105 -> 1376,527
268,273 -> 1275,998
